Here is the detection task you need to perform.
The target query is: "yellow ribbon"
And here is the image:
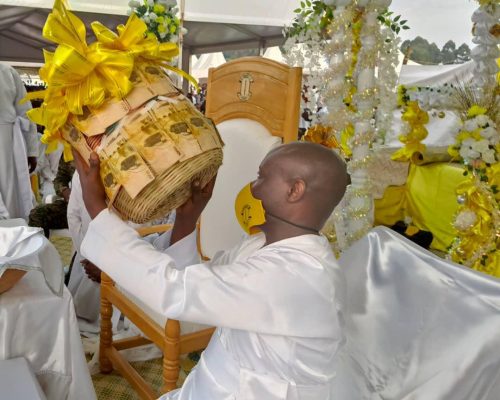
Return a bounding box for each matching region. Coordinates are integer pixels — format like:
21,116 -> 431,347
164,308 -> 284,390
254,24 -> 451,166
25,0 -> 196,160
392,101 -> 429,162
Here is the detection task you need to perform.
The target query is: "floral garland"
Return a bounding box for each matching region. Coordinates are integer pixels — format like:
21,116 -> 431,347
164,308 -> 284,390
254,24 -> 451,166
285,0 -> 402,248
447,105 -> 500,276
391,85 -> 430,162
470,0 -> 499,90
128,0 -> 184,43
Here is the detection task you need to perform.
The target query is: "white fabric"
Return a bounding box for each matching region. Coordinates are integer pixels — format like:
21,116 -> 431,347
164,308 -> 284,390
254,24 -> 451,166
0,0 -> 302,26
0,225 -> 63,296
0,357 -> 46,400
263,47 -> 286,64
398,61 -> 475,86
0,64 -> 38,220
333,226 -> 500,399
200,118 -> 282,259
81,209 -> 345,400
0,225 -> 95,400
191,52 -> 226,80
385,109 -> 462,148
67,172 -> 101,332
37,141 -> 63,199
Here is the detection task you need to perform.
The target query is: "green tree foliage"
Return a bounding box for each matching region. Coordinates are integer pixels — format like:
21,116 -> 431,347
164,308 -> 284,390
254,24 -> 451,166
401,37 -> 471,65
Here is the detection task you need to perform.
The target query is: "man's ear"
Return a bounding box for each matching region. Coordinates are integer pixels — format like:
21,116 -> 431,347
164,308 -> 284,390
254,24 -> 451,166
288,179 -> 306,203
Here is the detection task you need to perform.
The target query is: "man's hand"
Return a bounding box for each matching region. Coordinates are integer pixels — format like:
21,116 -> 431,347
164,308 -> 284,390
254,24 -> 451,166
61,187 -> 71,203
27,157 -> 37,174
81,259 -> 101,284
171,176 -> 217,245
72,149 -> 107,219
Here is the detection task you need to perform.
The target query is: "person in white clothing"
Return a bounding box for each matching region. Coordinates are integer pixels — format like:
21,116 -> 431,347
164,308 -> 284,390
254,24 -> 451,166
0,64 -> 38,220
76,142 -> 349,400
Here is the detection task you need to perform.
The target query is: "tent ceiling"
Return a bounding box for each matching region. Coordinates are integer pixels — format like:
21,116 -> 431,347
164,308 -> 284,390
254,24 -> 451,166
0,4 -> 289,63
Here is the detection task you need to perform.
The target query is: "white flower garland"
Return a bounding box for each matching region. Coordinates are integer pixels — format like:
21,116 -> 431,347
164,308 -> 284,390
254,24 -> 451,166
470,3 -> 500,90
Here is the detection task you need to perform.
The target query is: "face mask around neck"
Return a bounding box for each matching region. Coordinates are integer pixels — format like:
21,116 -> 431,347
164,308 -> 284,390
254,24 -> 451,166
234,183 -> 318,235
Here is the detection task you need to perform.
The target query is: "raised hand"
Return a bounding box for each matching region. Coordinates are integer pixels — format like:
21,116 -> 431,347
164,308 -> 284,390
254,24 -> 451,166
72,149 -> 107,219
171,176 -> 217,245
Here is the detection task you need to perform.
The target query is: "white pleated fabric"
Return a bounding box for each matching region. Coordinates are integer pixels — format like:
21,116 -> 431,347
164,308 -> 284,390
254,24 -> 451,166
333,226 -> 500,400
82,209 -> 345,400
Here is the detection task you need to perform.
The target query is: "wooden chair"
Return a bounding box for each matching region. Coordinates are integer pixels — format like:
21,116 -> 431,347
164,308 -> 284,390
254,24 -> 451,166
98,56 -> 302,399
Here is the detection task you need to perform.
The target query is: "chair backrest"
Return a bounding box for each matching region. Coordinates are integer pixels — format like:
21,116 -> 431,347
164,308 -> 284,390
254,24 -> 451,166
201,57 -> 302,258
333,226 -> 500,399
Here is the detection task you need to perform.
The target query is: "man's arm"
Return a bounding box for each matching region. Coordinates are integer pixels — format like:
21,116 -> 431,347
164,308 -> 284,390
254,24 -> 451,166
54,159 -> 75,200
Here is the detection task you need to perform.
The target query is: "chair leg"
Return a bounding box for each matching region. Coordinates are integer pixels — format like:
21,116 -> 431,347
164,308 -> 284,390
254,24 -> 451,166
162,319 -> 181,393
100,272 -> 114,374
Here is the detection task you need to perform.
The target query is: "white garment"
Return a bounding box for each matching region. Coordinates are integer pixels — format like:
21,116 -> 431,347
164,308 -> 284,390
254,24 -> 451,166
82,209 -> 345,400
0,64 -> 38,220
37,139 -> 63,199
67,172 -> 100,332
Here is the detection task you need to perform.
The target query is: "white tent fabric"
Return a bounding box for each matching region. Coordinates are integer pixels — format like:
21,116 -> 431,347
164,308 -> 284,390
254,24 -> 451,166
0,0 -> 301,25
398,61 -> 475,86
263,46 -> 286,64
191,52 -> 226,80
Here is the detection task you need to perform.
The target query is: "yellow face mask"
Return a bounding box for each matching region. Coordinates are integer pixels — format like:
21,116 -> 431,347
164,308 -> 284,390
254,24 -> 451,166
234,183 -> 266,235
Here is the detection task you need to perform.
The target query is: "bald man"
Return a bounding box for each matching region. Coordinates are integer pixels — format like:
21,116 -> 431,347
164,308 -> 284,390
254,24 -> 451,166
77,142 -> 349,400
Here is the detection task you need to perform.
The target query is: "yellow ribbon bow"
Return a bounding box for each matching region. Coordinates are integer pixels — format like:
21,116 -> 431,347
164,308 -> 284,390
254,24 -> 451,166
25,0 -> 195,161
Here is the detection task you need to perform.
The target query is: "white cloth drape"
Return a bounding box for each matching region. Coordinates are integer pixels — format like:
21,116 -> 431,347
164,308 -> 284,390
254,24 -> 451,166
332,226 -> 500,399
82,209 -> 345,400
0,64 -> 38,220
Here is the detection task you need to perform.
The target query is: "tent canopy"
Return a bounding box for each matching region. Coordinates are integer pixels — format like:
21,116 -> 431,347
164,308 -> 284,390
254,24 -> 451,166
0,0 -> 300,63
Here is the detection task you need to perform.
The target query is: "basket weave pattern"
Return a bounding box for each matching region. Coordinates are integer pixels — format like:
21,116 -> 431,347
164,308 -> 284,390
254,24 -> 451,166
62,65 -> 223,223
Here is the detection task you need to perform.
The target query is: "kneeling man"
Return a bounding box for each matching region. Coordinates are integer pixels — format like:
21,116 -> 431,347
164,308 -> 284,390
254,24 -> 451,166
76,142 -> 348,400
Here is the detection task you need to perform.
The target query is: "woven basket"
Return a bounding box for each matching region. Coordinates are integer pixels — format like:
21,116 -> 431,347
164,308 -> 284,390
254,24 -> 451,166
63,64 -> 223,223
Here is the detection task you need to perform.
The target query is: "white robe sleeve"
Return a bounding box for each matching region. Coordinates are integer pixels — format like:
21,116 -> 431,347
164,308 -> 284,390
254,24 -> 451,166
81,209 -> 328,335
67,173 -> 91,253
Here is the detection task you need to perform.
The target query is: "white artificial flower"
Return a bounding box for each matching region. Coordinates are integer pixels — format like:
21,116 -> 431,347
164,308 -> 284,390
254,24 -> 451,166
149,12 -> 158,21
181,27 -> 188,35
474,114 -> 490,128
146,0 -> 154,6
459,138 -> 480,160
170,35 -> 178,43
464,119 -> 479,132
454,210 -> 477,231
128,0 -> 141,7
482,149 -> 497,164
471,139 -> 490,154
159,31 -> 167,39
482,126 -> 499,144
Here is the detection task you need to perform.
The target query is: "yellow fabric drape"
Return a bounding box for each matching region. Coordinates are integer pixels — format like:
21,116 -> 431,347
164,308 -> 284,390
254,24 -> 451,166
374,163 -> 468,252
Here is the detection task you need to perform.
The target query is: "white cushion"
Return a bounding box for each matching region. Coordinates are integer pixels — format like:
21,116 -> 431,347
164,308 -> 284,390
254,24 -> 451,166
200,118 -> 282,259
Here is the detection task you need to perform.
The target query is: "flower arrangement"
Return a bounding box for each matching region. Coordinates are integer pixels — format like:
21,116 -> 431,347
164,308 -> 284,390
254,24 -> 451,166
448,105 -> 499,173
447,105 -> 500,276
128,0 -> 184,43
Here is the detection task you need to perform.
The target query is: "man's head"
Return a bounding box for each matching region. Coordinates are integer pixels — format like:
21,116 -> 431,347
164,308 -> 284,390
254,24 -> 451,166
251,141 -> 349,239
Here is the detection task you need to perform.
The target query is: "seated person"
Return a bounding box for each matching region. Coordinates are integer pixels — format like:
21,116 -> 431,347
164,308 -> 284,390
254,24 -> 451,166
76,142 -> 348,399
28,158 -> 74,237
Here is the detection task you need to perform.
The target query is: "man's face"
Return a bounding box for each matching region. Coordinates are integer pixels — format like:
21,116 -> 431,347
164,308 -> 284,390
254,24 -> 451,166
250,150 -> 289,217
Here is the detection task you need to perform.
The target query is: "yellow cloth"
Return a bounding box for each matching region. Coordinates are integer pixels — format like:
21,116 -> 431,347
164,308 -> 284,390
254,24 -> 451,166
375,163 -> 468,252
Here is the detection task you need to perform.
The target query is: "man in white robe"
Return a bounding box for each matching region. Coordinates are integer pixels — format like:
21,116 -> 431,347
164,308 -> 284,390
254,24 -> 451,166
0,64 -> 38,220
77,142 -> 348,399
